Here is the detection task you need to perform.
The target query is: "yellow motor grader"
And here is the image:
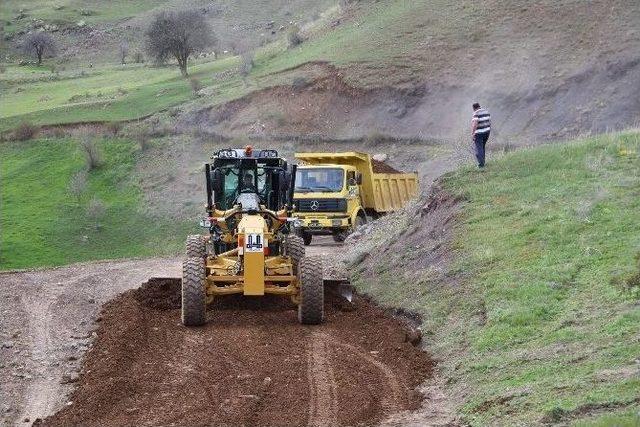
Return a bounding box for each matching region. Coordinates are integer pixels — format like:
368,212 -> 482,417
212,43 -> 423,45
181,146 -> 324,326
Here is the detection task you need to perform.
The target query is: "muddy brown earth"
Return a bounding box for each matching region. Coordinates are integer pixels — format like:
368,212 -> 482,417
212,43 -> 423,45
1,237 -> 438,427
37,279 -> 432,427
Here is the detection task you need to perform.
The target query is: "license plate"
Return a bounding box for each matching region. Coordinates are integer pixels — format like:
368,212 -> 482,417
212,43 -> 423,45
245,233 -> 265,252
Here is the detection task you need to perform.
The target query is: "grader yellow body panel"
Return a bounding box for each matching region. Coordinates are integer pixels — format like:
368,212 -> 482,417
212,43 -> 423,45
238,215 -> 266,295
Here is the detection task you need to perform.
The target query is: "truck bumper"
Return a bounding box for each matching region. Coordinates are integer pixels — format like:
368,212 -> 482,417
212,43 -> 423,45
296,216 -> 350,235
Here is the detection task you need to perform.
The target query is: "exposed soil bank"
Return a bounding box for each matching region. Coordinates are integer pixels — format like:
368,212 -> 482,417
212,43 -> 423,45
38,279 -> 433,427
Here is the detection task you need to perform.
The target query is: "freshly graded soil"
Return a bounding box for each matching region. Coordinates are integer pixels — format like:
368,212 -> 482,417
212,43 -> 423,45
38,278 -> 433,427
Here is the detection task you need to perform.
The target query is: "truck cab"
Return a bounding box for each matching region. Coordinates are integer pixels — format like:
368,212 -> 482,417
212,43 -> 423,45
293,164 -> 365,244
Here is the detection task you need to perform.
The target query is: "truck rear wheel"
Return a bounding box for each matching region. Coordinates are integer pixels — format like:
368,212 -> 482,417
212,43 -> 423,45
182,257 -> 206,326
298,256 -> 324,325
186,235 -> 206,258
285,235 -> 305,273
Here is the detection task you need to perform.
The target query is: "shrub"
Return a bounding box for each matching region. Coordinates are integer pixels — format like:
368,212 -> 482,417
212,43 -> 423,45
79,133 -> 103,170
14,122 -> 39,141
287,25 -> 303,48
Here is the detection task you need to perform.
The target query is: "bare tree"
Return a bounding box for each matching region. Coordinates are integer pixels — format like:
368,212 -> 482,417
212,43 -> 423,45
22,32 -> 57,65
145,10 -> 214,77
119,40 -> 129,64
76,129 -> 103,170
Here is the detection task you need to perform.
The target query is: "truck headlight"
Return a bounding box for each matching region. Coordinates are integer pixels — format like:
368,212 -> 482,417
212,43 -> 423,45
332,219 -> 342,226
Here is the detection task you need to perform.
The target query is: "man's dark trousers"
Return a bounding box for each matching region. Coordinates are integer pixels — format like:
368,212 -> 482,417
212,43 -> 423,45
474,131 -> 490,167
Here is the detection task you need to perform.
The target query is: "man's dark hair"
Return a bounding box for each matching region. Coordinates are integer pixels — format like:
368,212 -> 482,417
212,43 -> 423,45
472,102 -> 481,110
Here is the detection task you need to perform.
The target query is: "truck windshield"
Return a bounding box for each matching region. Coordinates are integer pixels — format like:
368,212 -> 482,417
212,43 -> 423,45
295,168 -> 344,192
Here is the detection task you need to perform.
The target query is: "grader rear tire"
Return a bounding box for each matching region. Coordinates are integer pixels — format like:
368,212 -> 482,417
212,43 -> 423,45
285,235 -> 305,273
298,256 -> 324,325
186,235 -> 206,258
182,257 -> 206,326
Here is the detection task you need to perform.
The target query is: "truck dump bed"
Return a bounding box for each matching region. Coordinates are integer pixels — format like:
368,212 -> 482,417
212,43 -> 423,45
294,152 -> 419,213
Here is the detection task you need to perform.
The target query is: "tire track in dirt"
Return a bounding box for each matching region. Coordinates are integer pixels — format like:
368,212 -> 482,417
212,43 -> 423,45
330,336 -> 405,415
307,331 -> 339,427
18,292 -> 57,422
18,270 -> 110,424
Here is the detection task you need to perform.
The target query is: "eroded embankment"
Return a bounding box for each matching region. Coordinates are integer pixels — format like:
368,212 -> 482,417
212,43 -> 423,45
37,279 -> 433,427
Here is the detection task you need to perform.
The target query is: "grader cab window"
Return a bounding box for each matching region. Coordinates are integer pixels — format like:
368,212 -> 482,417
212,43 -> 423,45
212,164 -> 277,210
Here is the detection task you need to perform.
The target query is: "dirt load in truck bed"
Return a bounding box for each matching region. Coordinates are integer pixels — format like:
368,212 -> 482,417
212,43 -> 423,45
372,159 -> 403,174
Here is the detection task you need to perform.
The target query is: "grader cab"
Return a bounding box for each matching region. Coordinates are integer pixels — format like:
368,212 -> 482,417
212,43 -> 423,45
181,146 -> 324,326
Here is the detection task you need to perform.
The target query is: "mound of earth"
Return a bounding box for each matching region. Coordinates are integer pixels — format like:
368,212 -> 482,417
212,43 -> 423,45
37,279 -> 433,427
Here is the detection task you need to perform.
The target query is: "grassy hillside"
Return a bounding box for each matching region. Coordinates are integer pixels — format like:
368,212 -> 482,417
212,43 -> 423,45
0,137 -> 196,269
2,0 -> 639,137
350,131 -> 640,425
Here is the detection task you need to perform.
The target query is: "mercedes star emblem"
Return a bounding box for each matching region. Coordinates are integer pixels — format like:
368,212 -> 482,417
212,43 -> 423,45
310,200 -> 320,211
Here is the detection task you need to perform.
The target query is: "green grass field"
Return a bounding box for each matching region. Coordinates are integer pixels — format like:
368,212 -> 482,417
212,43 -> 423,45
351,131 -> 640,425
0,57 -> 244,131
0,137 -> 196,269
0,0 -> 480,131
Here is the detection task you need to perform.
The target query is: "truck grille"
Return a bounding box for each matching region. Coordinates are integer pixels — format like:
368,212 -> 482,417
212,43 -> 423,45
295,198 -> 347,213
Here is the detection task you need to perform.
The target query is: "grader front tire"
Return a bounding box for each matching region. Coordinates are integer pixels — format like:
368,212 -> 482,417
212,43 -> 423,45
285,235 -> 305,273
186,235 -> 206,258
182,257 -> 206,326
298,256 -> 324,325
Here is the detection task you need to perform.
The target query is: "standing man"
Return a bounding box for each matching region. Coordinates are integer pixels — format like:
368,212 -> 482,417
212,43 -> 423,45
471,102 -> 491,168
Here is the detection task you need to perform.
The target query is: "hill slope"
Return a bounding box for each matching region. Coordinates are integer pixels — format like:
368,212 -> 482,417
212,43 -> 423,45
2,0 -> 639,141
349,130 -> 640,425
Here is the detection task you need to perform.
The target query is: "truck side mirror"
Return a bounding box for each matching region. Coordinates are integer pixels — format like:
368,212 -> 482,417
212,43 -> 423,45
356,173 -> 363,185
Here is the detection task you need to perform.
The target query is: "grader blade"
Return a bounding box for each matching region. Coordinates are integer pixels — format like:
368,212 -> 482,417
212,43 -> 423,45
324,279 -> 354,303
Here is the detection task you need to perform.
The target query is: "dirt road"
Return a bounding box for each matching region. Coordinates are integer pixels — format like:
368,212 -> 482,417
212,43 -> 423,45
0,258 -> 181,426
1,238 -> 434,426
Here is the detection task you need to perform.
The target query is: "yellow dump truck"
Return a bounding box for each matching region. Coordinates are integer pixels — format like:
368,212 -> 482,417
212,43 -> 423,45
293,152 -> 419,245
